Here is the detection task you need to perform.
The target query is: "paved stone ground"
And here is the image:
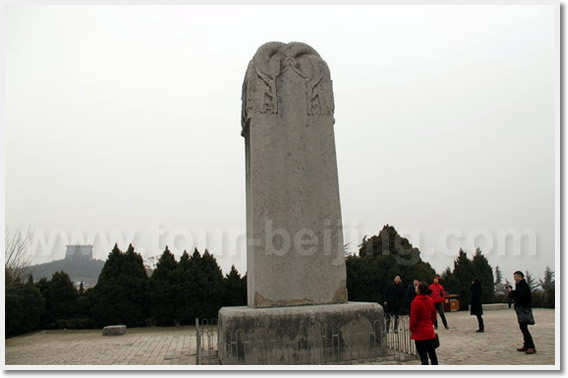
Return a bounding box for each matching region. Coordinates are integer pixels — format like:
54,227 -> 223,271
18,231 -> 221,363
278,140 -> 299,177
430,307 -> 555,365
5,308 -> 555,366
5,326 -> 201,365
355,307 -> 555,365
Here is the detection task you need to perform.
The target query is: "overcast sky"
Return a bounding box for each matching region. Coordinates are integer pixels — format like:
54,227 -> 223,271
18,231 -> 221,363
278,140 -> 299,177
5,5 -> 558,281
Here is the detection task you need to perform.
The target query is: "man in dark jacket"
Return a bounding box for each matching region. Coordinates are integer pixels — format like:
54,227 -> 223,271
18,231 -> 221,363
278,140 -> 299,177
405,279 -> 420,313
384,275 -> 405,332
507,271 -> 536,354
470,279 -> 484,332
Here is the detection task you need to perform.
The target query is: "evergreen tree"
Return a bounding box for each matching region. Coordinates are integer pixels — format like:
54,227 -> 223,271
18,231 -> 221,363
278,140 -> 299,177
174,248 -> 225,323
525,271 -> 538,292
92,244 -> 149,328
494,266 -> 502,285
471,248 -> 495,303
199,249 -> 225,319
6,280 -> 45,336
150,246 -> 180,326
151,246 -> 178,281
539,266 -> 555,291
347,225 -> 436,306
451,249 -> 476,310
22,280 -> 46,330
223,265 -> 247,306
38,271 -> 78,328
440,266 -> 459,295
175,249 -> 197,324
76,287 -> 95,320
97,244 -> 123,282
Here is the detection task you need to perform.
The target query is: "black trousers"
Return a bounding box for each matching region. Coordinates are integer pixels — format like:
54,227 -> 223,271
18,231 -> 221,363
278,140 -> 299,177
519,322 -> 535,349
434,302 -> 448,328
476,314 -> 484,330
385,312 -> 400,331
415,338 -> 438,365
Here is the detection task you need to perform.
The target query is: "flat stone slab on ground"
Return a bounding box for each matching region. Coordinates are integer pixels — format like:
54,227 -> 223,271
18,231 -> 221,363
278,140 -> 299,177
481,303 -> 510,311
467,303 -> 510,311
102,325 -> 127,336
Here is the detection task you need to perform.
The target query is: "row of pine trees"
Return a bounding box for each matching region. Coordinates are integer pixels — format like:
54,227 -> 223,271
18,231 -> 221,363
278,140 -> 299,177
440,248 -> 555,310
6,245 -> 246,337
5,225 -> 555,337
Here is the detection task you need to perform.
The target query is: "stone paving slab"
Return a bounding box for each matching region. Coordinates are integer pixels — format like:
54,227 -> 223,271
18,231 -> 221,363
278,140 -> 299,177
5,309 -> 555,366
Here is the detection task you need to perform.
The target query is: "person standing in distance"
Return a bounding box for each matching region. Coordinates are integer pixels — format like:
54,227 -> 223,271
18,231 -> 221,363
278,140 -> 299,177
470,278 -> 484,332
507,271 -> 536,354
405,279 -> 420,313
429,276 -> 449,329
384,275 -> 405,332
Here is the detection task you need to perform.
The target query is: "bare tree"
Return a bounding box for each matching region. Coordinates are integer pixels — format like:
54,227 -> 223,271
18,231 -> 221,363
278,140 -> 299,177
5,227 -> 33,289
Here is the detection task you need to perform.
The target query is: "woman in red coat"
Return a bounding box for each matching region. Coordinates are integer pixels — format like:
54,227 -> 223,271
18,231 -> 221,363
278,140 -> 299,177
410,281 -> 439,365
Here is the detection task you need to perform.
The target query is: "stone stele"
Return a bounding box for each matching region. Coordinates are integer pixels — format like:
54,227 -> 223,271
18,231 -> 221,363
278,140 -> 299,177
242,41 -> 346,307
217,42 -> 385,365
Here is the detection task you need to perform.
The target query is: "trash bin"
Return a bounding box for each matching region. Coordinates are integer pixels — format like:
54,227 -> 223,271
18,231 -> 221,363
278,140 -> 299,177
444,294 -> 460,312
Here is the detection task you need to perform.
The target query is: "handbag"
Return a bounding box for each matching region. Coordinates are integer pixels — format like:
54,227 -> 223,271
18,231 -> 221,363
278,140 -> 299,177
433,333 -> 440,348
516,307 -> 536,325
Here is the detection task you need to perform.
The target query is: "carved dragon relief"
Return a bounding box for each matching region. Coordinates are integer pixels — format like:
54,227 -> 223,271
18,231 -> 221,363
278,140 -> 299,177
241,42 -> 334,135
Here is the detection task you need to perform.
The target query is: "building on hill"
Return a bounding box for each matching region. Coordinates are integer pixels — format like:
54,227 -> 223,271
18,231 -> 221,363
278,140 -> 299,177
65,245 -> 93,261
29,244 -> 104,287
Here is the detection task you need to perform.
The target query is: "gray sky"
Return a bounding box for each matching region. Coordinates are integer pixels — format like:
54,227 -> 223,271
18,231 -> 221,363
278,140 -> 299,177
5,5 -> 558,281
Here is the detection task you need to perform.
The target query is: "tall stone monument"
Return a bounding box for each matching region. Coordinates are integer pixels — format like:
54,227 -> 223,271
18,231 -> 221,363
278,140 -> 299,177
217,42 -> 385,364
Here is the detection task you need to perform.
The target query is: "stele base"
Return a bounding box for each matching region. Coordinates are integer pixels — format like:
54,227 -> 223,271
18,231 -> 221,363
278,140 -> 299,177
217,302 -> 386,365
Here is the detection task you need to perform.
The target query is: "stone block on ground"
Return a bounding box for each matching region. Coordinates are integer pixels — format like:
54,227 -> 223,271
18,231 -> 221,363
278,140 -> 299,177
102,325 -> 127,336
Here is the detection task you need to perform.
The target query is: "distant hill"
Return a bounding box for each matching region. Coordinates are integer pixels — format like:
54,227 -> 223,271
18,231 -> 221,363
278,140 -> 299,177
28,245 -> 105,288
29,258 -> 105,288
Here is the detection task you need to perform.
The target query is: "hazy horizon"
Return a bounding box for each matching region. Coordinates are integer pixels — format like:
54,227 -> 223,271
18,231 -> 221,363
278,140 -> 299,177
5,5 -> 558,281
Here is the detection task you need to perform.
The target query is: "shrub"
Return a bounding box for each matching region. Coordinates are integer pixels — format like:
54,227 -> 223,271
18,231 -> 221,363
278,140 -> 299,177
6,281 -> 45,337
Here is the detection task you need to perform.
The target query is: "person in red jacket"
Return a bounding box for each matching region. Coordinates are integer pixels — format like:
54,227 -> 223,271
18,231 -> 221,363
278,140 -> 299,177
410,281 -> 439,365
429,276 -> 449,329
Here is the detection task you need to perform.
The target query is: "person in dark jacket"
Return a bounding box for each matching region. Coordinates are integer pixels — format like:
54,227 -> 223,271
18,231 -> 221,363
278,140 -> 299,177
470,278 -> 484,332
410,281 -> 438,365
507,271 -> 536,354
405,279 -> 420,313
506,286 -> 514,309
384,275 -> 405,332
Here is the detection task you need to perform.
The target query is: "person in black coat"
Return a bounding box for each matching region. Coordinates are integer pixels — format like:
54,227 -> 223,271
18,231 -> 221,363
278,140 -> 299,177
405,279 -> 420,313
384,275 -> 405,332
507,271 -> 536,354
470,278 -> 484,332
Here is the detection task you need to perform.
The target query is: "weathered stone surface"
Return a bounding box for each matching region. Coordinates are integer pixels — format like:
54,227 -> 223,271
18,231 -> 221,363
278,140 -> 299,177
102,325 -> 127,336
217,302 -> 386,365
217,41 -> 385,365
242,41 -> 346,308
